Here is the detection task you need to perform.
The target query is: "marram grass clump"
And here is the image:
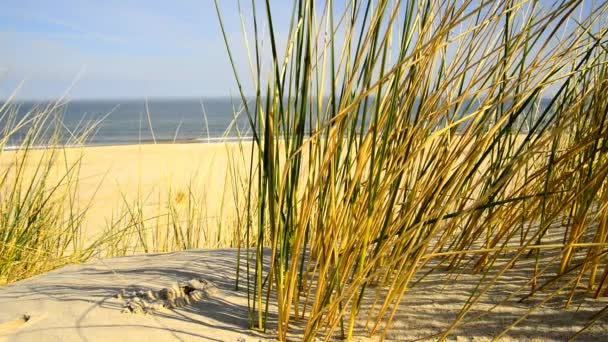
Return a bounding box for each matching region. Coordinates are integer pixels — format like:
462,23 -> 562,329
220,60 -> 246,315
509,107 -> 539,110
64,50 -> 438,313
0,97 -> 254,284
216,0 -> 608,340
0,100 -> 96,284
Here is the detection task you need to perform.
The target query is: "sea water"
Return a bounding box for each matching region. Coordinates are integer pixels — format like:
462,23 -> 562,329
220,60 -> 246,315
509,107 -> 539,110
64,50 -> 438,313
1,97 -> 251,147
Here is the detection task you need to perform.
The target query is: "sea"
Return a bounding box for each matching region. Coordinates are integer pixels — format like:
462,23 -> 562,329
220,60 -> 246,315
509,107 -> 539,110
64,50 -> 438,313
1,98 -> 252,148
0,97 -> 551,149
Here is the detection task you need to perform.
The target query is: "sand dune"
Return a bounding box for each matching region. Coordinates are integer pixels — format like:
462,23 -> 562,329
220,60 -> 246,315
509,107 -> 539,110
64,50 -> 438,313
0,249 -> 271,341
1,247 -> 607,341
2,142 -> 608,341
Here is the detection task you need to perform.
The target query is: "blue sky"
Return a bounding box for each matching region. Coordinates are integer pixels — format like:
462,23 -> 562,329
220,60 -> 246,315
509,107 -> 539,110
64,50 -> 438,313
0,0 -> 601,100
0,0 -> 296,99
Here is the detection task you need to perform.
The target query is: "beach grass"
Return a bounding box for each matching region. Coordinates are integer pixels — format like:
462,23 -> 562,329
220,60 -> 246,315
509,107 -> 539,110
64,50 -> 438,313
0,99 -> 98,284
216,0 -> 608,339
0,99 -> 253,283
1,0 -> 608,340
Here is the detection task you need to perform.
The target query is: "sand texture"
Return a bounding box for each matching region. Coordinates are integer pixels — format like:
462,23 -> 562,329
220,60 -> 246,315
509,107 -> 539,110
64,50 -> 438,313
1,247 -> 607,341
0,249 -> 273,342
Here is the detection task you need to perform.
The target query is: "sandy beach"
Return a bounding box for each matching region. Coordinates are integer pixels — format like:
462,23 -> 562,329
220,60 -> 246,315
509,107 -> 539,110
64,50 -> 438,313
4,0 -> 608,339
0,142 -> 252,246
1,141 -> 608,340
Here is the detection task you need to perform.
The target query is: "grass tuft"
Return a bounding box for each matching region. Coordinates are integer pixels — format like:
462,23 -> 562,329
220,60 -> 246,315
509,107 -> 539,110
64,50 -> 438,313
217,0 -> 608,339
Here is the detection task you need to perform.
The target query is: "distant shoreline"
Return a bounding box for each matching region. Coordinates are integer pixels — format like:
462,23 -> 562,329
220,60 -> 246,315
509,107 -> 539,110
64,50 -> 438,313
1,136 -> 254,151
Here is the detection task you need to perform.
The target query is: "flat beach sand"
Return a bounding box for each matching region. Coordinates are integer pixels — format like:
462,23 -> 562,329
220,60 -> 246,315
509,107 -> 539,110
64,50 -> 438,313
0,142 -> 252,243
1,143 -> 608,341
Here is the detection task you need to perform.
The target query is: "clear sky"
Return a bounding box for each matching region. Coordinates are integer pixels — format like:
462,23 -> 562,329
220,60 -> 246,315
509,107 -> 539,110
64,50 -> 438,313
0,0 -> 297,100
0,0 -> 600,100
